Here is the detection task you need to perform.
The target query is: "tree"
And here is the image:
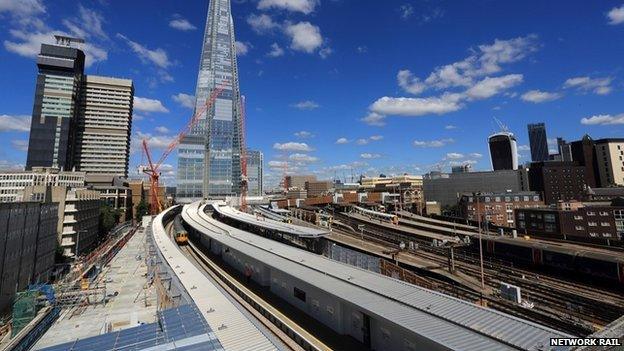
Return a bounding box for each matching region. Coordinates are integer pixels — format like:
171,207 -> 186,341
99,202 -> 121,236
135,199 -> 149,221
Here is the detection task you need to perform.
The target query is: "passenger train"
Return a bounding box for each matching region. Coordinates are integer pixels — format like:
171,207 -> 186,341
173,214 -> 188,245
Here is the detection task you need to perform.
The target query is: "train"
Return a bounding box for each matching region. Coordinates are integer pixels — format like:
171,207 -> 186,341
173,214 -> 188,245
352,205 -> 399,225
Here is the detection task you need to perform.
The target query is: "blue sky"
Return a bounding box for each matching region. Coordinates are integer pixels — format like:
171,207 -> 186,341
1,0 -> 624,188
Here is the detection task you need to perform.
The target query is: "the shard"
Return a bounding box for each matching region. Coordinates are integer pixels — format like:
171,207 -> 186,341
177,0 -> 242,201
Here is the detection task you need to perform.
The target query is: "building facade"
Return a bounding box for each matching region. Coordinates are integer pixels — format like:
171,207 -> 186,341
459,192 -> 544,228
528,161 -> 586,205
285,175 -> 317,190
515,206 -> 622,242
594,138 -> 624,187
22,185 -> 100,258
177,0 -> 243,201
527,123 -> 549,162
74,76 -> 134,177
246,150 -> 263,196
0,168 -> 85,202
488,132 -> 518,171
0,202 -> 58,312
423,170 -> 529,207
26,40 -> 85,171
570,135 -> 600,188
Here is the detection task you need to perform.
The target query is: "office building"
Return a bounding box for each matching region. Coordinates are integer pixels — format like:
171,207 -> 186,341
423,170 -> 529,208
515,205 -> 623,243
459,191 -> 543,228
86,174 -> 132,221
488,132 -> 518,171
22,186 -> 100,258
0,202 -> 58,312
74,76 -> 134,177
284,175 -> 317,190
527,123 -> 549,162
306,181 -> 333,198
570,135 -> 600,188
26,37 -> 85,171
556,137 -> 573,162
246,150 -> 263,196
528,161 -> 586,205
593,138 -> 624,187
177,0 -> 243,200
0,167 -> 85,203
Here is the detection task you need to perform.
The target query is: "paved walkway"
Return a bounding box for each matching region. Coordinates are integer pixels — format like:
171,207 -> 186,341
34,227 -> 157,349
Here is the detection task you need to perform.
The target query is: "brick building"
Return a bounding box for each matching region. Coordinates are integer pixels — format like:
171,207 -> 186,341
528,161 -> 586,204
459,191 -> 543,228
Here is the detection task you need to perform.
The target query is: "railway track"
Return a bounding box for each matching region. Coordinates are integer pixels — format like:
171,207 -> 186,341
165,217 -> 332,351
333,214 -> 624,335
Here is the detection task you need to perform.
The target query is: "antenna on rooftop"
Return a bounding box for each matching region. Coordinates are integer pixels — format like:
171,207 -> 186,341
54,35 -> 85,48
493,117 -> 509,133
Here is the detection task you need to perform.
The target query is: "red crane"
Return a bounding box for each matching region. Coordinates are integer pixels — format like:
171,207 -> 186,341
141,84 -> 227,215
239,96 -> 248,211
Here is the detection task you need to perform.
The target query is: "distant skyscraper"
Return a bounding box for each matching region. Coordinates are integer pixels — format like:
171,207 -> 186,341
26,37 -> 85,171
177,0 -> 242,201
527,123 -> 549,162
488,132 -> 518,171
74,76 -> 134,177
246,150 -> 263,196
557,137 -> 573,162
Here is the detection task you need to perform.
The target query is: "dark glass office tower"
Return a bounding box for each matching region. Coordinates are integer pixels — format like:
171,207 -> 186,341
527,123 -> 549,162
488,132 -> 519,171
26,38 -> 85,171
177,0 -> 242,201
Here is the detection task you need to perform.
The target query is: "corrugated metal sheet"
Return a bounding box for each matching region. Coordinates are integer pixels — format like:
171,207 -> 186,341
153,209 -> 278,351
183,201 -> 573,351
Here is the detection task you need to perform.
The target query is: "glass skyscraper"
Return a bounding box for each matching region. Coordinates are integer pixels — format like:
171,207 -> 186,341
527,123 -> 549,162
177,0 -> 242,201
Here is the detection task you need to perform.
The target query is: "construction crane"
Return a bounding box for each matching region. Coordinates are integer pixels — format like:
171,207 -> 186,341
239,95 -> 248,211
141,84 -> 227,215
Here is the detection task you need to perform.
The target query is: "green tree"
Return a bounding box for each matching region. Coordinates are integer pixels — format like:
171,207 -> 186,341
99,202 -> 120,235
135,199 -> 149,221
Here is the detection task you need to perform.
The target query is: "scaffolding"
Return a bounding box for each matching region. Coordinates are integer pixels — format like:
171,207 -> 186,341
11,291 -> 37,337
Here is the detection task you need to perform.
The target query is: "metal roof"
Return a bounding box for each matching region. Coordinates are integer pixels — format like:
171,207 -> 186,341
183,201 -> 573,351
213,202 -> 328,238
38,304 -> 224,351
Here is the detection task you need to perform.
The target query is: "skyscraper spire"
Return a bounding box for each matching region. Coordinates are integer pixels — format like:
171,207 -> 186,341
177,0 -> 242,201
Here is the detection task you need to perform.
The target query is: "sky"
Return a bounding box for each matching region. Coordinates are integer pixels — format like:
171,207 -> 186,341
1,0 -> 624,188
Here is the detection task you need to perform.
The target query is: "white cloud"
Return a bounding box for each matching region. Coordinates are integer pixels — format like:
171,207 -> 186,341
469,152 -> 483,158
11,139 -> 28,151
357,46 -> 368,53
518,144 -> 530,151
117,33 -> 171,69
62,5 -> 108,40
289,153 -> 318,163
134,97 -> 169,113
360,153 -> 381,159
267,42 -> 284,57
155,126 -> 169,134
268,160 -> 288,168
169,18 -> 196,31
335,137 -> 349,144
465,74 -> 523,99
132,131 -> 174,153
399,4 -> 414,19
258,0 -> 319,14
445,125 -> 457,130
445,152 -> 464,159
413,138 -> 454,148
361,112 -> 386,126
355,138 -> 369,145
291,100 -> 320,110
284,22 -> 323,53
319,46 -> 333,59
294,130 -> 313,138
0,114 -> 30,132
580,113 -> 624,125
607,4 -> 624,25
0,0 -> 45,16
273,142 -> 313,152
172,93 -> 195,109
235,41 -> 250,56
0,160 -> 24,171
247,14 -> 279,33
369,135 -> 383,141
4,29 -> 107,68
370,94 -> 464,117
397,70 -> 426,95
521,89 -> 562,103
563,76 -> 613,95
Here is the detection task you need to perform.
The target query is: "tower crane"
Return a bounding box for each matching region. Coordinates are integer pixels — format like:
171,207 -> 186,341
141,84 -> 227,215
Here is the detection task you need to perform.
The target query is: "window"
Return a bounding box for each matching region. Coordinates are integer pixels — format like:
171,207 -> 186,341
601,222 -> 610,227
544,214 -> 555,222
518,212 -> 525,220
588,221 -> 597,227
575,225 -> 585,230
293,287 -> 306,302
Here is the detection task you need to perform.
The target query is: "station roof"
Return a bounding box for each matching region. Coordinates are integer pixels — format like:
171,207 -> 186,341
184,201 -> 572,351
213,202 -> 328,238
